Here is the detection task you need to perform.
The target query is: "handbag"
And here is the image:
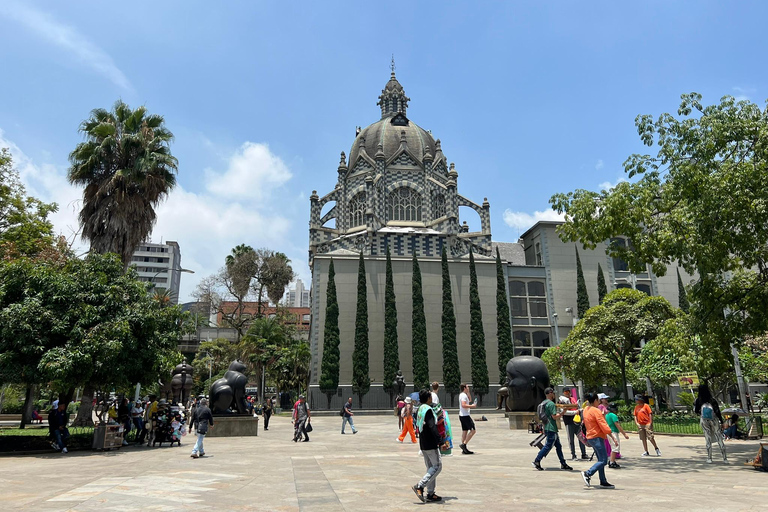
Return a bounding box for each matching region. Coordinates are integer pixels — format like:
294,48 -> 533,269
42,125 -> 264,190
305,421 -> 313,433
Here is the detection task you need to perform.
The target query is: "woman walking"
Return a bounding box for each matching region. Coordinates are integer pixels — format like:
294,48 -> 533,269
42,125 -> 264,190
263,397 -> 273,431
398,397 -> 417,443
694,384 -> 727,463
581,393 -> 617,489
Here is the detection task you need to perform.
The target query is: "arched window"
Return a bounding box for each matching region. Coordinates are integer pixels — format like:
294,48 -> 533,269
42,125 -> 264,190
433,193 -> 446,219
349,192 -> 366,228
387,187 -> 422,222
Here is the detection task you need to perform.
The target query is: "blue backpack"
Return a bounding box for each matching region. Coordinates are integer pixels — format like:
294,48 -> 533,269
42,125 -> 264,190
701,402 -> 714,420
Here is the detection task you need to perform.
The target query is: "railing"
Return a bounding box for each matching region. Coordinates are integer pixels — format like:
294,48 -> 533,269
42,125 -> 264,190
619,416 -> 703,435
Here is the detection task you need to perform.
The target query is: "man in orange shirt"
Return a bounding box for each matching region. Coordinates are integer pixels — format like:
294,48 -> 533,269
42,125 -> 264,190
633,395 -> 661,457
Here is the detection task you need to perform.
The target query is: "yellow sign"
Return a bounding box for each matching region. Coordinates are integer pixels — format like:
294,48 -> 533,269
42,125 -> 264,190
677,372 -> 700,390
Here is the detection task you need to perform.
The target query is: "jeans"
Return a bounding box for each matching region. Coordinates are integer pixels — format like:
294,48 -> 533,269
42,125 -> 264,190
294,419 -> 309,441
701,418 -> 726,459
54,428 -> 70,450
417,449 -> 442,494
723,424 -> 737,438
341,415 -> 356,433
565,422 -> 587,457
191,433 -> 205,455
586,437 -> 609,484
535,430 -> 566,464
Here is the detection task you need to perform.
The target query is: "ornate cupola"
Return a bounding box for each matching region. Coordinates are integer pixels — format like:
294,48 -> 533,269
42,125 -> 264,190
377,59 -> 410,119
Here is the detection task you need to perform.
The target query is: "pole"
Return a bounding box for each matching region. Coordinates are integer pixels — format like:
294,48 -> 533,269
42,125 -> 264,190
134,383 -> 141,402
731,343 -> 750,414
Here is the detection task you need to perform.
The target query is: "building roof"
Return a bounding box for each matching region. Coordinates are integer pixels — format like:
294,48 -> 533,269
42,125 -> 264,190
492,241 -> 526,265
519,220 -> 565,240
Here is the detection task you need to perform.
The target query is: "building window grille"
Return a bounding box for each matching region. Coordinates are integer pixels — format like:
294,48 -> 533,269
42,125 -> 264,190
513,329 -> 551,358
387,187 -> 422,222
433,193 -> 446,219
349,192 -> 366,228
610,237 -> 629,272
509,279 -> 548,319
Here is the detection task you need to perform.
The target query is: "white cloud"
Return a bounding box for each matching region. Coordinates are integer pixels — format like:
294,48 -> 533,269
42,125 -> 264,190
2,130 -> 304,303
502,208 -> 564,233
732,86 -> 755,102
2,2 -> 132,90
598,177 -> 628,191
205,142 -> 292,200
595,159 -> 604,170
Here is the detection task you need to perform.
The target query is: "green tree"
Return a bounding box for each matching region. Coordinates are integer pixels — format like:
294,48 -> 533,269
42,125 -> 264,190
550,93 -> 768,358
495,247 -> 513,385
544,288 -> 678,399
68,100 -> 178,268
597,263 -> 608,304
677,268 -> 690,313
319,259 -> 340,408
240,317 -> 287,399
382,247 -> 399,405
575,247 -> 590,318
469,248 -> 489,401
352,252 -> 370,407
411,253 -> 429,391
441,247 -> 461,406
0,149 -> 58,259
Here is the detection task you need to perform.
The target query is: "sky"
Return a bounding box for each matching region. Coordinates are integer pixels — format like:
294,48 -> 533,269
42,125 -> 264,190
1,1 -> 765,303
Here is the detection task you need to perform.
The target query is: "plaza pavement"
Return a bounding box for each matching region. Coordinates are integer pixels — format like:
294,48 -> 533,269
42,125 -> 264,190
0,412 -> 765,511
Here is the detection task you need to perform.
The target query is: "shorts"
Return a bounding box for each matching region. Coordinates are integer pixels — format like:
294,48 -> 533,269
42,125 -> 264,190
637,424 -> 654,442
459,415 -> 475,432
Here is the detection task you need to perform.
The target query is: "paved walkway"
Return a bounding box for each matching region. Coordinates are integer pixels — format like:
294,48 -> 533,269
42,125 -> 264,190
0,413 -> 765,511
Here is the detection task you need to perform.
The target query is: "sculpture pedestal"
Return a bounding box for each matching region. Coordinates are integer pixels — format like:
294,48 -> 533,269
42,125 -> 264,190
506,412 -> 537,430
206,415 -> 259,437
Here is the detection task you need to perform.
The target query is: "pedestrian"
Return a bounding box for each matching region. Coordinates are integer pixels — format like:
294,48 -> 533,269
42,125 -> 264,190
411,389 -> 448,503
458,383 -> 478,455
581,393 -> 617,489
48,402 -> 70,454
597,393 -> 610,414
340,396 -> 358,434
559,388 -> 587,460
293,395 -> 311,442
431,382 -> 440,405
131,400 -> 146,445
532,387 -> 573,471
396,395 -> 406,430
118,398 -> 131,445
263,396 -> 273,431
605,403 -> 630,468
723,413 -> 740,440
633,395 -> 661,457
398,397 -> 417,443
144,395 -> 158,447
694,383 -> 727,463
190,398 -> 214,458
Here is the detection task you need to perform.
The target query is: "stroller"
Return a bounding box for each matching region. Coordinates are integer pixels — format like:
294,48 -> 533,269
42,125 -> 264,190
152,410 -> 183,447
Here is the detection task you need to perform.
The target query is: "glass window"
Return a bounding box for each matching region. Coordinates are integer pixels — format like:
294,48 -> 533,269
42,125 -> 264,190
527,282 -> 545,296
532,331 -> 550,347
514,330 -> 531,357
509,281 -> 526,296
510,298 -> 527,317
387,187 -> 423,222
349,192 -> 366,228
529,299 -> 547,317
535,242 -> 543,266
303,314 -> 311,321
433,193 -> 446,219
611,237 -> 629,272
637,284 -> 651,295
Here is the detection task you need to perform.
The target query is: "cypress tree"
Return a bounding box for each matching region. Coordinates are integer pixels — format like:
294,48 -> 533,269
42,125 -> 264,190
441,247 -> 461,406
411,253 -> 429,391
495,247 -> 513,385
575,247 -> 590,319
319,259 -> 340,409
352,252 -> 370,408
677,268 -> 690,313
597,262 -> 608,304
382,247 -> 400,406
469,248 -> 489,402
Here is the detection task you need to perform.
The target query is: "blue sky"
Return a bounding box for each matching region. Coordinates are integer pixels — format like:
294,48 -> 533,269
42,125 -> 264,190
1,1 -> 764,302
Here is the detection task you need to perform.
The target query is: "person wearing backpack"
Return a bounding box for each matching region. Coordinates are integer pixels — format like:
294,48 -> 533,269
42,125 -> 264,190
190,398 -> 214,458
532,387 -> 573,471
694,383 -> 727,463
341,397 -> 358,434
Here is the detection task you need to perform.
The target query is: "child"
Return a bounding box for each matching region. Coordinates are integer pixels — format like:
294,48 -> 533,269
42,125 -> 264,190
605,404 -> 630,468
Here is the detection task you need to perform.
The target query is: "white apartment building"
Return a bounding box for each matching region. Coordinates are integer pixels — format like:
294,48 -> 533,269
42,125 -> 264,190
284,278 -> 310,308
131,241 -> 183,303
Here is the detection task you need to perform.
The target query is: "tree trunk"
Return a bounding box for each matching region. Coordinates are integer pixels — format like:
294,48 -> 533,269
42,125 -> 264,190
325,392 -> 332,409
73,386 -> 95,427
59,387 -> 76,408
20,383 -> 37,429
620,362 -> 629,401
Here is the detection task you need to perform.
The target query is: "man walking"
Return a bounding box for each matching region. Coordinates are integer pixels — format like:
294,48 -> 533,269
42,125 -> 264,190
293,395 -> 311,442
190,398 -> 213,458
532,387 -> 573,471
559,388 -> 587,460
341,397 -> 358,434
458,383 -> 477,454
411,389 -> 448,503
633,395 -> 661,456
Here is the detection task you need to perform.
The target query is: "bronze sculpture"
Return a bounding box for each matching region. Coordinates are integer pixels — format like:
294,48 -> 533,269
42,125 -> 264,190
209,360 -> 249,414
500,356 -> 550,412
394,370 -> 405,397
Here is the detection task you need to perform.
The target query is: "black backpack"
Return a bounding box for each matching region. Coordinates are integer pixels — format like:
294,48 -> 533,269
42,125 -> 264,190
339,406 -> 345,417
537,400 -> 550,424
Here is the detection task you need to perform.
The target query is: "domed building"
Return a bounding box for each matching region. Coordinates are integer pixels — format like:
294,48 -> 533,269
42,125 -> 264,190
308,71 -> 502,409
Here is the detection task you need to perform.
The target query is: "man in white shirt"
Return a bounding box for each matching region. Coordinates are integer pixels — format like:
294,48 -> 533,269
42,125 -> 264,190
431,382 -> 440,406
458,383 -> 477,455
559,389 -> 587,460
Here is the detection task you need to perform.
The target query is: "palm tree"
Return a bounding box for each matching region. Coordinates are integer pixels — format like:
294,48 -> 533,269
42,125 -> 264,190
68,100 -> 178,268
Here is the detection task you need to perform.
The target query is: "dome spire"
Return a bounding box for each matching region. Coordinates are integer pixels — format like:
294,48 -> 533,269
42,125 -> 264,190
377,58 -> 410,119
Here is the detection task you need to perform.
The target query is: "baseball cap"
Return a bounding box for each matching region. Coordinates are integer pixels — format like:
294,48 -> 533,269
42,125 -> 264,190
405,397 -> 412,403
634,394 -> 644,401
597,393 -> 609,400
544,387 -> 555,394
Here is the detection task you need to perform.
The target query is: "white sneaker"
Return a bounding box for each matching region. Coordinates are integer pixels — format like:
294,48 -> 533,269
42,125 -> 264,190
641,452 -> 649,457
706,458 -> 712,464
655,448 -> 662,456
722,457 -> 728,463
62,447 -> 68,454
